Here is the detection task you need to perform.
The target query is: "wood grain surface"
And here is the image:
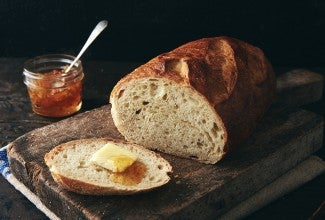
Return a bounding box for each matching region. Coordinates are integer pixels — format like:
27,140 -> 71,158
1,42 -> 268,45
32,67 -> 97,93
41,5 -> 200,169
6,64 -> 324,218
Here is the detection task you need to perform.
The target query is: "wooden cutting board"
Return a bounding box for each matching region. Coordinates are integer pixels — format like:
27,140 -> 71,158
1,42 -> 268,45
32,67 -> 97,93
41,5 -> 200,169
7,69 -> 324,219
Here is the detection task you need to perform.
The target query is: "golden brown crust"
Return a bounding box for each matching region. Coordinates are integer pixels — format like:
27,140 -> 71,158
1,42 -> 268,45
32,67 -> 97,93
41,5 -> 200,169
110,36 -> 276,156
51,172 -> 145,195
214,38 -> 276,152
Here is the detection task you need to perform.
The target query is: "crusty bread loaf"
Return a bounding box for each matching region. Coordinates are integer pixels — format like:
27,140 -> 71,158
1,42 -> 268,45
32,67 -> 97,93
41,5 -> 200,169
44,138 -> 172,195
110,36 -> 276,164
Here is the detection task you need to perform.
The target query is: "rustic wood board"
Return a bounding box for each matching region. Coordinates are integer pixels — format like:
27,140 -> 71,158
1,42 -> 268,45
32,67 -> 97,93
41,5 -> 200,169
7,69 -> 324,219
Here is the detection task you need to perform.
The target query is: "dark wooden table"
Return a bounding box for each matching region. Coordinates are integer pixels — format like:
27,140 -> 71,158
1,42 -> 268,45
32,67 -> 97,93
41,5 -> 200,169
0,57 -> 324,219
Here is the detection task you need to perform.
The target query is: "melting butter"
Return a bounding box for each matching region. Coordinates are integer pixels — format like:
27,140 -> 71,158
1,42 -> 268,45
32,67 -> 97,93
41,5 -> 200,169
90,143 -> 137,172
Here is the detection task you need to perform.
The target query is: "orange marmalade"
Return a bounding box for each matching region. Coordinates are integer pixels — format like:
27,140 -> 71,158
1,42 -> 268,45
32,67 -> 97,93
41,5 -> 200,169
110,161 -> 147,186
23,54 -> 84,117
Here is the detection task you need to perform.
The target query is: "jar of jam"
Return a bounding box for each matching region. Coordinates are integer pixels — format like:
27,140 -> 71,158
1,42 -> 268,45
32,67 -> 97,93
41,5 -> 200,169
23,54 -> 84,117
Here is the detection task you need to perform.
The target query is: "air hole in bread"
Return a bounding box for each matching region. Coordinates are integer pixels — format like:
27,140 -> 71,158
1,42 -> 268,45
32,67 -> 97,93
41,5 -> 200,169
124,103 -> 129,108
157,164 -> 163,170
142,85 -> 148,89
190,155 -> 198,159
77,161 -> 87,168
63,154 -> 67,158
217,148 -> 221,153
118,89 -> 125,99
202,119 -> 206,124
135,109 -> 141,114
149,176 -> 155,181
197,142 -> 203,148
149,79 -> 158,81
174,104 -> 179,109
95,168 -> 103,172
133,95 -> 139,100
162,94 -> 167,100
142,101 -> 149,105
150,83 -> 158,91
211,123 -> 220,137
220,135 -> 224,140
183,145 -> 188,149
149,83 -> 158,96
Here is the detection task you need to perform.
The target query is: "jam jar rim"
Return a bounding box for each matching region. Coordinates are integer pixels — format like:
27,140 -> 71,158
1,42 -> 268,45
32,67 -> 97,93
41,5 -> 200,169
23,54 -> 84,89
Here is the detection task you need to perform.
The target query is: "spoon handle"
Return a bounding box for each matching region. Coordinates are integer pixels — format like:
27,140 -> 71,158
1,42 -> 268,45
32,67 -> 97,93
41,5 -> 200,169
65,20 -> 108,73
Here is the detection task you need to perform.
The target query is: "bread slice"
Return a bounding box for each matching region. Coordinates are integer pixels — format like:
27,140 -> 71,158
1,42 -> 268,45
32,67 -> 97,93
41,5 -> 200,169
110,36 -> 276,164
44,138 -> 172,195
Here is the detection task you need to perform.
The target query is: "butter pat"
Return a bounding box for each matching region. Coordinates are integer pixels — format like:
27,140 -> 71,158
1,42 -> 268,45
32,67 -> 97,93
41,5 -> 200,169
90,143 -> 137,172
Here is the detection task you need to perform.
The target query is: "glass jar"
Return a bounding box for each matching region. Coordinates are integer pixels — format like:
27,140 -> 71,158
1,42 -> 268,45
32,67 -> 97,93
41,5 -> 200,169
23,54 -> 84,117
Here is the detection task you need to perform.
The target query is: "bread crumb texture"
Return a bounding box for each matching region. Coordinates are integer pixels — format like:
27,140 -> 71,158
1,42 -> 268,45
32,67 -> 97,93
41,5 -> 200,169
111,78 -> 226,164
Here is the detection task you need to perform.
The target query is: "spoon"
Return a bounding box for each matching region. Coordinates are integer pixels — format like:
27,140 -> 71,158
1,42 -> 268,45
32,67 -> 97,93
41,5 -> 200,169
65,20 -> 108,73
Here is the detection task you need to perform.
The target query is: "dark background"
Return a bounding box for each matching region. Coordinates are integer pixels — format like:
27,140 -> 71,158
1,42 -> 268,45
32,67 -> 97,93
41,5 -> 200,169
1,0 -> 325,69
0,1 -> 324,219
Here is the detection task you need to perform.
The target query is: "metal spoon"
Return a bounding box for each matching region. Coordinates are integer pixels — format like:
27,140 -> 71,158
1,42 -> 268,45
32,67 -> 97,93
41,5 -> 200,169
65,20 -> 108,73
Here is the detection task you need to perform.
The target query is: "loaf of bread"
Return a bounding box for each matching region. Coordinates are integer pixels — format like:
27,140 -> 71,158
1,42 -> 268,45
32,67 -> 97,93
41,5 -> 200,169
44,138 -> 172,195
110,36 -> 276,164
